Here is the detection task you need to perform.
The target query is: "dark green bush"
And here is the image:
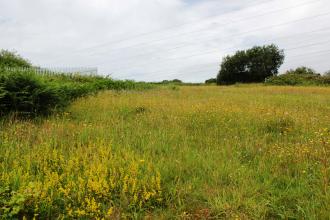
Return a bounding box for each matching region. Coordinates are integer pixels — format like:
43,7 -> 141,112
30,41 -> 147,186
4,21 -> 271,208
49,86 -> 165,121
217,44 -> 284,85
0,49 -> 153,117
0,70 -> 153,117
160,79 -> 183,84
0,71 -> 62,116
205,78 -> 216,84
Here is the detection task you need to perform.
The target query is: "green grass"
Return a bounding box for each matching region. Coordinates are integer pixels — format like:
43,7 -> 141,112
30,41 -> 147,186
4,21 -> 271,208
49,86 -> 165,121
1,85 -> 329,219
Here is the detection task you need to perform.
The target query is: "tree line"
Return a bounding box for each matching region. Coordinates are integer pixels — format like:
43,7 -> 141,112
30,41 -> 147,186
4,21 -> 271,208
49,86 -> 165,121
203,44 -> 329,85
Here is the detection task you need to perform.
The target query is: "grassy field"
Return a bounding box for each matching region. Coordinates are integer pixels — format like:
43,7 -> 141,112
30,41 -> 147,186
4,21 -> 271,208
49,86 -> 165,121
0,85 -> 329,219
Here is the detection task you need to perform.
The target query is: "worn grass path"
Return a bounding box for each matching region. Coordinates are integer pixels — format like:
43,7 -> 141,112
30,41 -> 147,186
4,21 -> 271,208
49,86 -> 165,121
1,85 -> 329,219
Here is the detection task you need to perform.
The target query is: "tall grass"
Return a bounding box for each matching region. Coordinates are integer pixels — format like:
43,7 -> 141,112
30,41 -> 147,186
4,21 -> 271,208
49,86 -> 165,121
0,85 -> 329,219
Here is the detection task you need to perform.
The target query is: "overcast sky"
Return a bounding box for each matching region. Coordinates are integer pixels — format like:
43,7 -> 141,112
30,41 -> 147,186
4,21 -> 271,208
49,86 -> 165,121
1,0 -> 330,82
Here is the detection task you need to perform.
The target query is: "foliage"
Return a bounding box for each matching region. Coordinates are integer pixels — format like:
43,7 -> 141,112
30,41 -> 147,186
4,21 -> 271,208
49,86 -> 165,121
160,79 -> 182,84
171,79 -> 182,83
265,72 -> 330,86
285,66 -> 318,75
0,69 -> 153,117
0,140 -> 163,219
324,70 -> 330,77
1,85 -> 329,219
217,44 -> 284,85
205,78 -> 216,84
0,50 -> 31,68
0,71 -> 63,117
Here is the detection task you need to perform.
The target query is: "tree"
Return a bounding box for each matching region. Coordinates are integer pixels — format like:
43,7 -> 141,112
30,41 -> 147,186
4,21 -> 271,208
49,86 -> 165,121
205,78 -> 216,84
285,66 -> 317,75
161,79 -> 182,84
324,70 -> 330,77
217,44 -> 284,85
172,79 -> 182,83
0,49 -> 31,68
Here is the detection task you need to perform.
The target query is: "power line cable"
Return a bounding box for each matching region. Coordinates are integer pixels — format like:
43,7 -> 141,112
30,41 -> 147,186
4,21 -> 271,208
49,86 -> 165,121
48,0 -> 323,63
46,0 -> 278,60
145,52 -> 330,81
99,22 -> 330,76
90,10 -> 330,70
121,44 -> 330,79
92,25 -> 330,67
287,48 -> 330,60
85,0 -> 323,57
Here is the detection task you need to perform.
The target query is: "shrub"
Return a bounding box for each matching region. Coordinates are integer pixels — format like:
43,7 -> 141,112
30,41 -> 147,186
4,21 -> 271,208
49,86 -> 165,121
285,66 -> 318,75
0,71 -> 62,117
172,79 -> 182,83
265,73 -> 330,86
0,50 -> 31,68
217,44 -> 284,85
0,49 -> 153,117
0,70 -> 153,117
205,78 -> 216,84
161,79 -> 182,84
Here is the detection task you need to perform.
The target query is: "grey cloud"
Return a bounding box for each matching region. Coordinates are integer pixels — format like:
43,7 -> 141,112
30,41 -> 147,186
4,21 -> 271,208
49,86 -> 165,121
1,0 -> 330,82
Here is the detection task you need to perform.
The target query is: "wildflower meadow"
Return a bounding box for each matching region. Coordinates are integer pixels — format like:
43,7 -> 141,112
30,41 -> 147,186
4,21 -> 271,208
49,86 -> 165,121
0,85 -> 329,219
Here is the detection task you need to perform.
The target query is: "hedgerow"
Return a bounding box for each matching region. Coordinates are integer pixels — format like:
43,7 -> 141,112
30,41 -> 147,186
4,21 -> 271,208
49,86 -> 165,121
265,73 -> 330,86
0,69 -> 152,117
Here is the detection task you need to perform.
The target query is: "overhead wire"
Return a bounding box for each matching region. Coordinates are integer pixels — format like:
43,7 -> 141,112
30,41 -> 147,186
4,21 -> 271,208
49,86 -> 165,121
47,0 -> 323,63
121,43 -> 330,79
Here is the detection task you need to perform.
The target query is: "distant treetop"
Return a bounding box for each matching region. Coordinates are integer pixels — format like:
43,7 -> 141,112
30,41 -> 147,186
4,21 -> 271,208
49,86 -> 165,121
285,66 -> 318,75
205,78 -> 216,84
217,44 -> 284,85
161,79 -> 182,84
